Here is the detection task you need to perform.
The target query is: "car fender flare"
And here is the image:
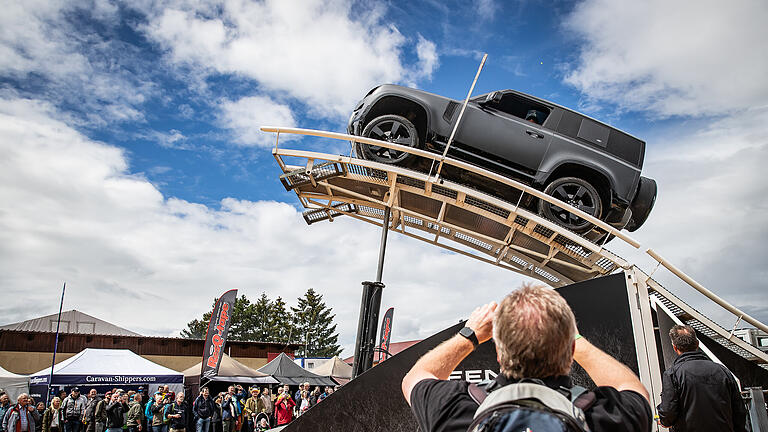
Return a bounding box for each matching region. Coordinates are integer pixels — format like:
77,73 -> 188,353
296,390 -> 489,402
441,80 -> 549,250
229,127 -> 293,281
539,160 -> 619,205
361,92 -> 437,140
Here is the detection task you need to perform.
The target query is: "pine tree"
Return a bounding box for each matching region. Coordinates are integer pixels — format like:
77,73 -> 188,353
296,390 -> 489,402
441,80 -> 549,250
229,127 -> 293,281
250,293 -> 272,342
267,296 -> 293,343
291,288 -> 341,357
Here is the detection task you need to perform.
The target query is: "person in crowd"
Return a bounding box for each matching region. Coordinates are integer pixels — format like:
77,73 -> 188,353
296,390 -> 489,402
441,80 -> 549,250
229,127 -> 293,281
401,283 -> 652,432
125,394 -> 143,432
256,391 -> 270,428
210,396 -> 221,432
273,386 -> 294,427
317,386 -> 333,402
42,397 -> 64,432
657,324 -> 746,432
3,394 -> 38,432
191,389 -> 214,432
82,390 -> 99,432
104,393 -> 125,432
0,393 -> 11,432
291,385 -> 302,405
298,391 -> 310,417
308,387 -> 320,406
254,417 -> 268,432
148,394 -> 165,432
135,388 -> 147,432
241,388 -> 264,432
61,388 -> 86,432
93,392 -> 110,432
165,393 -> 185,432
34,402 -> 46,432
57,394 -> 67,405
218,394 -> 234,432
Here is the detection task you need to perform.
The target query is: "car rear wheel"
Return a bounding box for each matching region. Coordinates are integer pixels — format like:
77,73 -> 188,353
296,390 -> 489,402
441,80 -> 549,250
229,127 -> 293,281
358,115 -> 419,166
538,177 -> 603,233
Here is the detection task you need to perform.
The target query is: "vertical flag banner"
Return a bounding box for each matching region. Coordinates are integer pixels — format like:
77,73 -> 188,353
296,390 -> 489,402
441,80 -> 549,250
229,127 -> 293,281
377,307 -> 394,362
201,289 -> 238,380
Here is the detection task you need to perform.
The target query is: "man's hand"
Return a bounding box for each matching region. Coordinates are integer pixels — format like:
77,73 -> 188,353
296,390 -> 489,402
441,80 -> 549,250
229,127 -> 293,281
466,302 -> 498,343
402,301 -> 498,405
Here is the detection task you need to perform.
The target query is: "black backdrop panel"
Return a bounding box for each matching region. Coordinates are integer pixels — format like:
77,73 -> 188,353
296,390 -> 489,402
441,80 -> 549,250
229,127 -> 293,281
284,273 -> 635,432
699,332 -> 768,388
656,303 -> 681,370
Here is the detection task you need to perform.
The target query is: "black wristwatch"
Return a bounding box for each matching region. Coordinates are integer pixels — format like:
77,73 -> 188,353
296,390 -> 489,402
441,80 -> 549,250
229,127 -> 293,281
458,326 -> 479,348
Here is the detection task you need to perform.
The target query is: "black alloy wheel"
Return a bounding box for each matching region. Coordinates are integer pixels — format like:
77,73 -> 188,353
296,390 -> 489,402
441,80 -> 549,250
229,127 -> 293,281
539,177 -> 603,233
359,114 -> 419,166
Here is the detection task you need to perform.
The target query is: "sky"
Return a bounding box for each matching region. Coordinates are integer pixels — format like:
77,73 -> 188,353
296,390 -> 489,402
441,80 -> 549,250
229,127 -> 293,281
1,0 -> 767,357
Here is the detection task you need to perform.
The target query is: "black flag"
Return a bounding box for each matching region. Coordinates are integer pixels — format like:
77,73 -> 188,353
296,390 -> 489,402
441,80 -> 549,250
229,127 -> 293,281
377,307 -> 394,362
201,289 -> 238,381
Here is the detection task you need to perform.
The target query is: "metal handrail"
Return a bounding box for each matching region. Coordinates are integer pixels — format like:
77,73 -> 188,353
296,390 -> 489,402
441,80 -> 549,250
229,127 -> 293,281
261,125 -> 768,339
261,126 -> 641,247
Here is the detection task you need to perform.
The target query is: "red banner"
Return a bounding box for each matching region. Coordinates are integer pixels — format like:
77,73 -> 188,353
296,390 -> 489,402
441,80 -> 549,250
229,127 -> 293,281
377,307 -> 394,362
201,289 -> 237,380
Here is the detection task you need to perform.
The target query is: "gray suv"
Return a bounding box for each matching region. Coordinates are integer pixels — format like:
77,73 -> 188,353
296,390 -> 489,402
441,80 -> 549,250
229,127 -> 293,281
347,84 -> 657,240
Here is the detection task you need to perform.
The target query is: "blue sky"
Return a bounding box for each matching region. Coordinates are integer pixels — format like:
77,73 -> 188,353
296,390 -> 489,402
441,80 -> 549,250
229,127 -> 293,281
1,0 -> 767,356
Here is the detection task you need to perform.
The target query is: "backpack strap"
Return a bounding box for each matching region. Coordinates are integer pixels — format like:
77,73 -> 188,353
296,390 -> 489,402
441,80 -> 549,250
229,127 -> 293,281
467,384 -> 488,406
569,386 -> 597,412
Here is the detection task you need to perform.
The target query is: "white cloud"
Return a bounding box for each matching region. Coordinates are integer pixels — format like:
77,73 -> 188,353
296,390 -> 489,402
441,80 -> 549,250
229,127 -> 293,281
0,1 -> 154,125
475,0 -> 498,21
411,35 -> 439,82
563,0 -> 768,117
0,97 -> 527,354
140,0 -> 439,118
610,106 -> 768,328
218,96 -> 297,147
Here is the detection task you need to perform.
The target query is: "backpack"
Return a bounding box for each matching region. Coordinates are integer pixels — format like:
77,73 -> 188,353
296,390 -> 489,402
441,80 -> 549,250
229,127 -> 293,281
467,380 -> 596,432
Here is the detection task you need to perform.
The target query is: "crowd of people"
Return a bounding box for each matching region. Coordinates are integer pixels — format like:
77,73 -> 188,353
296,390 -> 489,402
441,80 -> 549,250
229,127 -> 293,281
0,382 -> 339,432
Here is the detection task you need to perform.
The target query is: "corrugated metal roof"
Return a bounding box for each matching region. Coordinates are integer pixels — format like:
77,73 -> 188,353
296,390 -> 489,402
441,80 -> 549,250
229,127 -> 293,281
0,310 -> 140,336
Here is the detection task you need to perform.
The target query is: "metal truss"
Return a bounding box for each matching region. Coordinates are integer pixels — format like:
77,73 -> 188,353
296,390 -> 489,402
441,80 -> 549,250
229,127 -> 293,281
262,126 -> 768,372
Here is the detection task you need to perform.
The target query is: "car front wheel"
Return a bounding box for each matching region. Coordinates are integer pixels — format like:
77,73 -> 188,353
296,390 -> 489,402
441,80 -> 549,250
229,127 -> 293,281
358,115 -> 419,166
538,177 -> 603,233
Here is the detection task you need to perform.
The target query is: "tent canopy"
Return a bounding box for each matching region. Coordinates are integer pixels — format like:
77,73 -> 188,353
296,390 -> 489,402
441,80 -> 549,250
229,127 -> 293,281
30,348 -> 183,386
182,353 -> 277,385
311,357 -> 352,380
257,353 -> 336,386
0,364 -> 28,402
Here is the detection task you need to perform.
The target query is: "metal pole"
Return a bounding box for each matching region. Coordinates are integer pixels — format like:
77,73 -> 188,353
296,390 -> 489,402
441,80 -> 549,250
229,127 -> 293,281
47,282 -> 66,404
375,207 -> 391,282
352,208 -> 391,377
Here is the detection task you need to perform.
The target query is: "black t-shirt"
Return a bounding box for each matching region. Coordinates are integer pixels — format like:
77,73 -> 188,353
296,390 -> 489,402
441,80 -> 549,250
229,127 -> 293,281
410,375 -> 652,432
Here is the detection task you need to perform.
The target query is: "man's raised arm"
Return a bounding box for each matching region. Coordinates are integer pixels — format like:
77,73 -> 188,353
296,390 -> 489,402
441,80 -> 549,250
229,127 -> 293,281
573,337 -> 650,402
401,302 -> 497,405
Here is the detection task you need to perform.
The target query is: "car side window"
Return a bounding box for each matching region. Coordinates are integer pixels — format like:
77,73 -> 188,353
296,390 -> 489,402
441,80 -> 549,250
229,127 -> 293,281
495,94 -> 551,126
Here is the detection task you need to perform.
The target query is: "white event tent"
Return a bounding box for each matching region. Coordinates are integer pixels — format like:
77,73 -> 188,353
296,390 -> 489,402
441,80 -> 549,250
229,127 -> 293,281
28,348 -> 183,400
0,364 -> 29,401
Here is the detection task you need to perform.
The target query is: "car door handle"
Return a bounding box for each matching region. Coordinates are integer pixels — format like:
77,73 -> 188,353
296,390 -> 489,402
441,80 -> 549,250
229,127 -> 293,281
526,130 -> 544,139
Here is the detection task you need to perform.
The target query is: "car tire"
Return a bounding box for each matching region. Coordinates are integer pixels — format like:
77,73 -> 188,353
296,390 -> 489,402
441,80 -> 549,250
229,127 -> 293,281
358,115 -> 419,166
538,177 -> 603,233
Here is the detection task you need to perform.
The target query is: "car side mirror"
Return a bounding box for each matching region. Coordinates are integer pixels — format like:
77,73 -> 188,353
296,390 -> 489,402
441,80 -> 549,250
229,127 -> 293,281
481,91 -> 502,105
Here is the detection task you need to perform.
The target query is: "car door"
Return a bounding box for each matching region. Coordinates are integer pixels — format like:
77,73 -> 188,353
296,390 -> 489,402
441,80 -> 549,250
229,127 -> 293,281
453,92 -> 552,177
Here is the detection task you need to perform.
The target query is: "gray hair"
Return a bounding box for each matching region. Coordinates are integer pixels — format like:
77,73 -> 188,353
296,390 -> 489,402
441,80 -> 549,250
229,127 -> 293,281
669,324 -> 698,352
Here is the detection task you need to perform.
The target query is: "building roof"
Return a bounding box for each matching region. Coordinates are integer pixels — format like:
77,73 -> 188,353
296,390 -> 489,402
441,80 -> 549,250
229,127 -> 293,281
0,310 -> 139,336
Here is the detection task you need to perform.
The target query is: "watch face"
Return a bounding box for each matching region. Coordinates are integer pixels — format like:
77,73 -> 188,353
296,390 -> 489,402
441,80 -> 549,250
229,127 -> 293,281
459,327 -> 476,342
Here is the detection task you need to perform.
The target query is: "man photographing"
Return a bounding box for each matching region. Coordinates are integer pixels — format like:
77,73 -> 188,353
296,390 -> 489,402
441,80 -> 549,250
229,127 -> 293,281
401,283 -> 652,432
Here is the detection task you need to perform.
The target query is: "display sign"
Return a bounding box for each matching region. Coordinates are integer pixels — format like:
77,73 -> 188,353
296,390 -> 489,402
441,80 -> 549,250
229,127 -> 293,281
201,289 -> 237,380
377,307 -> 394,362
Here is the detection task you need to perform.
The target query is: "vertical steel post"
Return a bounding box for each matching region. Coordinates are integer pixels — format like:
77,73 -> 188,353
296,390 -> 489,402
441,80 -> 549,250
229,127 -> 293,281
47,282 -> 66,404
352,208 -> 390,377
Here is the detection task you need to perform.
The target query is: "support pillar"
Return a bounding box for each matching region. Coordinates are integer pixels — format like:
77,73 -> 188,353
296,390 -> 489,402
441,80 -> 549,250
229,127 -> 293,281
352,207 -> 390,377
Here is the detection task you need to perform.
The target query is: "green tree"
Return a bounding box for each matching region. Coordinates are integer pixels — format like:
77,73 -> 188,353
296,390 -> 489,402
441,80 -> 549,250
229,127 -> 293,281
181,295 -> 257,341
267,296 -> 293,343
291,288 -> 341,357
250,293 -> 272,341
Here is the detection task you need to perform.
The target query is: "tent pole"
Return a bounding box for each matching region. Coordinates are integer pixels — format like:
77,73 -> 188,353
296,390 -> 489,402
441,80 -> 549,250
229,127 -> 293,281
47,282 -> 66,404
